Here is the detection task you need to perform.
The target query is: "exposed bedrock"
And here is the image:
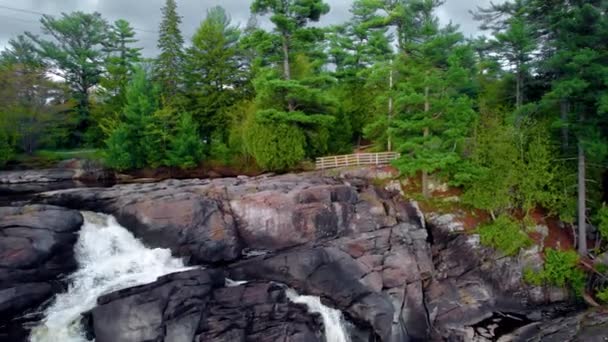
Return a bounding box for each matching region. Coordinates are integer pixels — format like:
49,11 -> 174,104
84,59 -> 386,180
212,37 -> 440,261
87,268 -> 324,342
0,205 -> 83,340
32,171 -> 582,341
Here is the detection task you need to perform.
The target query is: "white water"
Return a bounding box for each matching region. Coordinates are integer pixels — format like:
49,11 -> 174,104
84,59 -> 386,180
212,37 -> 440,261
286,289 -> 351,342
29,212 -> 190,342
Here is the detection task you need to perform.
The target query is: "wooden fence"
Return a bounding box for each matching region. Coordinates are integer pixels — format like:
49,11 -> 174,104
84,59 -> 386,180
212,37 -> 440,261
315,152 -> 400,170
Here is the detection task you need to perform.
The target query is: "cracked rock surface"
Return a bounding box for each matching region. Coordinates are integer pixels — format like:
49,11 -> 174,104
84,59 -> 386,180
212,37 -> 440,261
3,171 -> 597,341
0,205 -> 83,340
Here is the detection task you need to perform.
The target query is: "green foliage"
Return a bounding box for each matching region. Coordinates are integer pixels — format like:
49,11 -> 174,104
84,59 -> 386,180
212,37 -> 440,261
183,6 -> 243,142
478,215 -> 532,256
104,68 -> 161,170
596,287 -> 608,303
27,12 -> 109,144
244,119 -> 306,171
167,113 -> 205,169
0,129 -> 14,167
596,205 -> 608,241
524,249 -> 586,296
155,0 -> 184,100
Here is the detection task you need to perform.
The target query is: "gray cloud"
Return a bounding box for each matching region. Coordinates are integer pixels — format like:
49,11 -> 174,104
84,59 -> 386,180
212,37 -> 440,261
0,0 -> 497,57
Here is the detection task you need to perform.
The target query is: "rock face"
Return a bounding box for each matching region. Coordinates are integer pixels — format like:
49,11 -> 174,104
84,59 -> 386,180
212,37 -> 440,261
0,205 -> 83,340
31,171 -> 582,341
426,213 -> 571,341
37,173 -> 433,341
88,268 -> 323,342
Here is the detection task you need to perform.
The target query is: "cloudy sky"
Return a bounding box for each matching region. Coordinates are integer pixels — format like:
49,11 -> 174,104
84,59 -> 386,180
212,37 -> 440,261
0,0 -> 498,56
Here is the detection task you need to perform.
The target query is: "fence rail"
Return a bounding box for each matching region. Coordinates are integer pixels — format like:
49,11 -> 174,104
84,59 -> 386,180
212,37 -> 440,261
315,152 -> 400,170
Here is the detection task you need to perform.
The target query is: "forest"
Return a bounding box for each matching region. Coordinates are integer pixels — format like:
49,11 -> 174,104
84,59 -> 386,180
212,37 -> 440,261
0,0 -> 607,260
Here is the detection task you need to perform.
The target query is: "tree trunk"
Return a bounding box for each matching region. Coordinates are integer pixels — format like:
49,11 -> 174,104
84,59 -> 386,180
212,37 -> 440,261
422,86 -> 430,198
578,141 -> 587,255
516,67 -> 523,109
282,34 -> 295,112
560,100 -> 570,152
387,61 -> 393,152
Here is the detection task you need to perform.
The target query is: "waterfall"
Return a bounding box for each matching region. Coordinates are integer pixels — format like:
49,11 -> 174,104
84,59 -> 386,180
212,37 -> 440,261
286,289 -> 351,342
29,212 -> 190,342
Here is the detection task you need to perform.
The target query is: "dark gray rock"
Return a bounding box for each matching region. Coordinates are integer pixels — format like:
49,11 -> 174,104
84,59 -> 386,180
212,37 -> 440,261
0,205 -> 82,340
510,309 -> 608,342
89,268 -> 323,342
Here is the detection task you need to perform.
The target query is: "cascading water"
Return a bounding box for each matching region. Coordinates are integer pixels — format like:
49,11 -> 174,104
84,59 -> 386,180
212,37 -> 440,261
286,289 -> 351,342
29,212 -> 190,342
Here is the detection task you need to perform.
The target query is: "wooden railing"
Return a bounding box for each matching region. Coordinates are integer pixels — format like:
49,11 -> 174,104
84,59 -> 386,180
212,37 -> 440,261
315,152 -> 400,170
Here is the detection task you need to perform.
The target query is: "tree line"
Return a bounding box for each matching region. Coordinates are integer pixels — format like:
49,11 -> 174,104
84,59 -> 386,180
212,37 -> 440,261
0,0 -> 607,255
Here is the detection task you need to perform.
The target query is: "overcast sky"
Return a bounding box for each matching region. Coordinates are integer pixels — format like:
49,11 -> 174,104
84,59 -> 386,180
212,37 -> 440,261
0,0 -> 499,56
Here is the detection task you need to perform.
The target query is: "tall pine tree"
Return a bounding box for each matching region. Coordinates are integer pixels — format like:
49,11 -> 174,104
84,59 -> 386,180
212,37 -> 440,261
155,0 -> 184,101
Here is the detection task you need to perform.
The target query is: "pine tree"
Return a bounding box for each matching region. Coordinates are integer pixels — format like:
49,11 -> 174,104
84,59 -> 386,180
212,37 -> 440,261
246,0 -> 336,170
539,0 -> 608,255
155,0 -> 184,100
168,112 -> 205,169
390,11 -> 477,198
184,6 -> 242,142
103,19 -> 142,108
104,68 -> 161,170
472,0 -> 535,108
26,12 -> 110,144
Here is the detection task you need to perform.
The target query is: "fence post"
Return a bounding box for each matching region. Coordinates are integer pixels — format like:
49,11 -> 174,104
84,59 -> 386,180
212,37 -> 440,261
375,153 -> 378,165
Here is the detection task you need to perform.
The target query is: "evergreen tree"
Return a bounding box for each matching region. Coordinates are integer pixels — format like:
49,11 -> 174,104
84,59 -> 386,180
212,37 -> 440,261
472,0 -> 535,108
104,68 -> 161,170
246,0 -> 336,170
102,19 -> 142,109
184,6 -> 242,142
155,0 -> 184,100
26,12 -> 109,144
168,112 -> 205,169
539,0 -> 608,255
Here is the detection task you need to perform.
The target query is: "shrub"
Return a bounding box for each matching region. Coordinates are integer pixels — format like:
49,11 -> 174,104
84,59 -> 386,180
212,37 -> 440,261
596,287 -> 608,303
524,249 -> 586,296
244,120 -> 306,171
478,215 -> 532,256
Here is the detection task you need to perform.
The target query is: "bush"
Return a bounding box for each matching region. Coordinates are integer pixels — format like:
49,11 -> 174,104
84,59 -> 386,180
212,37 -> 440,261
478,215 -> 532,256
524,249 -> 586,296
596,287 -> 608,303
244,120 -> 306,171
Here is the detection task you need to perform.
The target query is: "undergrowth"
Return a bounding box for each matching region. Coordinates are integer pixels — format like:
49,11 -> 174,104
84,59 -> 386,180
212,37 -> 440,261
524,249 -> 586,296
478,215 -> 532,256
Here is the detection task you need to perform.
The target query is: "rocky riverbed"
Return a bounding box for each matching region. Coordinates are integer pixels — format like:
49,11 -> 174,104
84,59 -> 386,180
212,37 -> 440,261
1,169 -> 607,341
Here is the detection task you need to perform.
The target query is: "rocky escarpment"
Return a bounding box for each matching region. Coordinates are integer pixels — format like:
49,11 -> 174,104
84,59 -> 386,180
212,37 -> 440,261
425,213 -> 576,340
28,171 -> 589,341
0,205 -> 83,340
87,268 -> 323,342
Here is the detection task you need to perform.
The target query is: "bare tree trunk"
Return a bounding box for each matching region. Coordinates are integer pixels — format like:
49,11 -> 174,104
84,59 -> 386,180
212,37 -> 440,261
578,141 -> 587,255
516,68 -> 523,109
422,86 -> 430,198
560,100 -> 570,152
387,60 -> 393,152
282,34 -> 295,112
